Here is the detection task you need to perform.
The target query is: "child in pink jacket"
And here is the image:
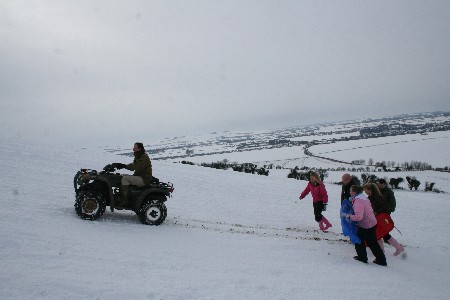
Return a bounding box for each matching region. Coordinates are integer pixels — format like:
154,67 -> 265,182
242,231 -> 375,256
341,185 -> 387,266
299,171 -> 332,231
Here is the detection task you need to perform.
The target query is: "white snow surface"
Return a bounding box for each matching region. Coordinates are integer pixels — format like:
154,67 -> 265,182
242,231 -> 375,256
1,139 -> 450,299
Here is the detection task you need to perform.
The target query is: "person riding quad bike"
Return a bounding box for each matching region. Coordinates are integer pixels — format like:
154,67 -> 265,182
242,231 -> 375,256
112,142 -> 152,206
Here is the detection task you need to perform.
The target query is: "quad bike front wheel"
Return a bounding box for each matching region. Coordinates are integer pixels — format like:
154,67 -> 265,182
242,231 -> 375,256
138,201 -> 167,225
75,190 -> 106,221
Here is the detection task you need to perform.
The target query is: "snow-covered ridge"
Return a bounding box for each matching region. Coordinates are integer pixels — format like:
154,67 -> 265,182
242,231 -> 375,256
107,111 -> 450,165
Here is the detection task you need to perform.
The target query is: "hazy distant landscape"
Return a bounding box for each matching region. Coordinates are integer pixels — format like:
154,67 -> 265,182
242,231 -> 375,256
110,111 -> 449,170
105,111 -> 450,193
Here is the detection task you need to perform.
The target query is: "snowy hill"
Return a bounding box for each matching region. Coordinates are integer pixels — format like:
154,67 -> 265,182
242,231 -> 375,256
1,133 -> 449,299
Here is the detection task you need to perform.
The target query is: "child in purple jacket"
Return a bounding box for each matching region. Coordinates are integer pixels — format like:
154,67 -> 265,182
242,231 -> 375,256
299,171 -> 332,231
341,185 -> 387,266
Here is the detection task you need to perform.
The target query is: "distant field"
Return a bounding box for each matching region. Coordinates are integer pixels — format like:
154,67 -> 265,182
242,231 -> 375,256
169,131 -> 449,170
309,131 -> 449,168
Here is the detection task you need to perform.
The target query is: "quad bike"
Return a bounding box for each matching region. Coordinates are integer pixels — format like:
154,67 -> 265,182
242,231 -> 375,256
73,164 -> 174,225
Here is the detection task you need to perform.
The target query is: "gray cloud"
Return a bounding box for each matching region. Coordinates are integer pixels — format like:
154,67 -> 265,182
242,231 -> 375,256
1,0 -> 449,146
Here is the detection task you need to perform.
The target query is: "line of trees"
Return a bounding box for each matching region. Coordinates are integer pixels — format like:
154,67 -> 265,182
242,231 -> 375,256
360,159 -> 434,171
179,160 -> 444,193
287,167 -> 328,181
180,159 -> 270,176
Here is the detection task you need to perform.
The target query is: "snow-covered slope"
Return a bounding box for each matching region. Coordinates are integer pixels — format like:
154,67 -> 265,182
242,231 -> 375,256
1,139 -> 449,299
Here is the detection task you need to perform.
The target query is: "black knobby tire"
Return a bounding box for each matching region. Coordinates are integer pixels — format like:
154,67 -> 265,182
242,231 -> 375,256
138,201 -> 167,225
74,190 -> 106,221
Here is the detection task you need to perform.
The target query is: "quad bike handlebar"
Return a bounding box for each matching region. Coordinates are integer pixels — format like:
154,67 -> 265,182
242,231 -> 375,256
103,164 -> 116,173
103,163 -> 127,172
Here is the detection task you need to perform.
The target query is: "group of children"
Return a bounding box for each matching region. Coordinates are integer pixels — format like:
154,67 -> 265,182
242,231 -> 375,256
298,172 -> 405,267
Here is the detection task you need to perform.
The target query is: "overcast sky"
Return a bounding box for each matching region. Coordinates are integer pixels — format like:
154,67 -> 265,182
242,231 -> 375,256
1,0 -> 449,146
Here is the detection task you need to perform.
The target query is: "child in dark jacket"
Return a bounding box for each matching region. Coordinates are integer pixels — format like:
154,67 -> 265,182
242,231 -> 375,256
364,183 -> 404,256
299,171 -> 332,231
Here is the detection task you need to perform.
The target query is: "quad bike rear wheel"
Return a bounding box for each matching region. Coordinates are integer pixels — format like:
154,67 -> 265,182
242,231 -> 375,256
138,201 -> 167,225
75,190 -> 106,220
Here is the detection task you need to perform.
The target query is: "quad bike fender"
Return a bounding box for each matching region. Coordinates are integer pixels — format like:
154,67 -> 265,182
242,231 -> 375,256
97,178 -> 115,210
77,177 -> 116,212
132,191 -> 167,211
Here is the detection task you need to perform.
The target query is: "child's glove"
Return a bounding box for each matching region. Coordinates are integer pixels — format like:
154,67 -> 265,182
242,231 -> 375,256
322,204 -> 327,212
340,213 -> 350,219
298,196 -> 304,200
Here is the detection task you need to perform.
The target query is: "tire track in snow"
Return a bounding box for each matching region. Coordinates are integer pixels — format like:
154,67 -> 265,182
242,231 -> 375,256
168,216 -> 351,244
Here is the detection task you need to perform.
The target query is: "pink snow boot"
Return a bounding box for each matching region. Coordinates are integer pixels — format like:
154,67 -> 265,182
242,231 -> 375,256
318,220 -> 326,231
321,216 -> 332,231
388,237 -> 404,256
